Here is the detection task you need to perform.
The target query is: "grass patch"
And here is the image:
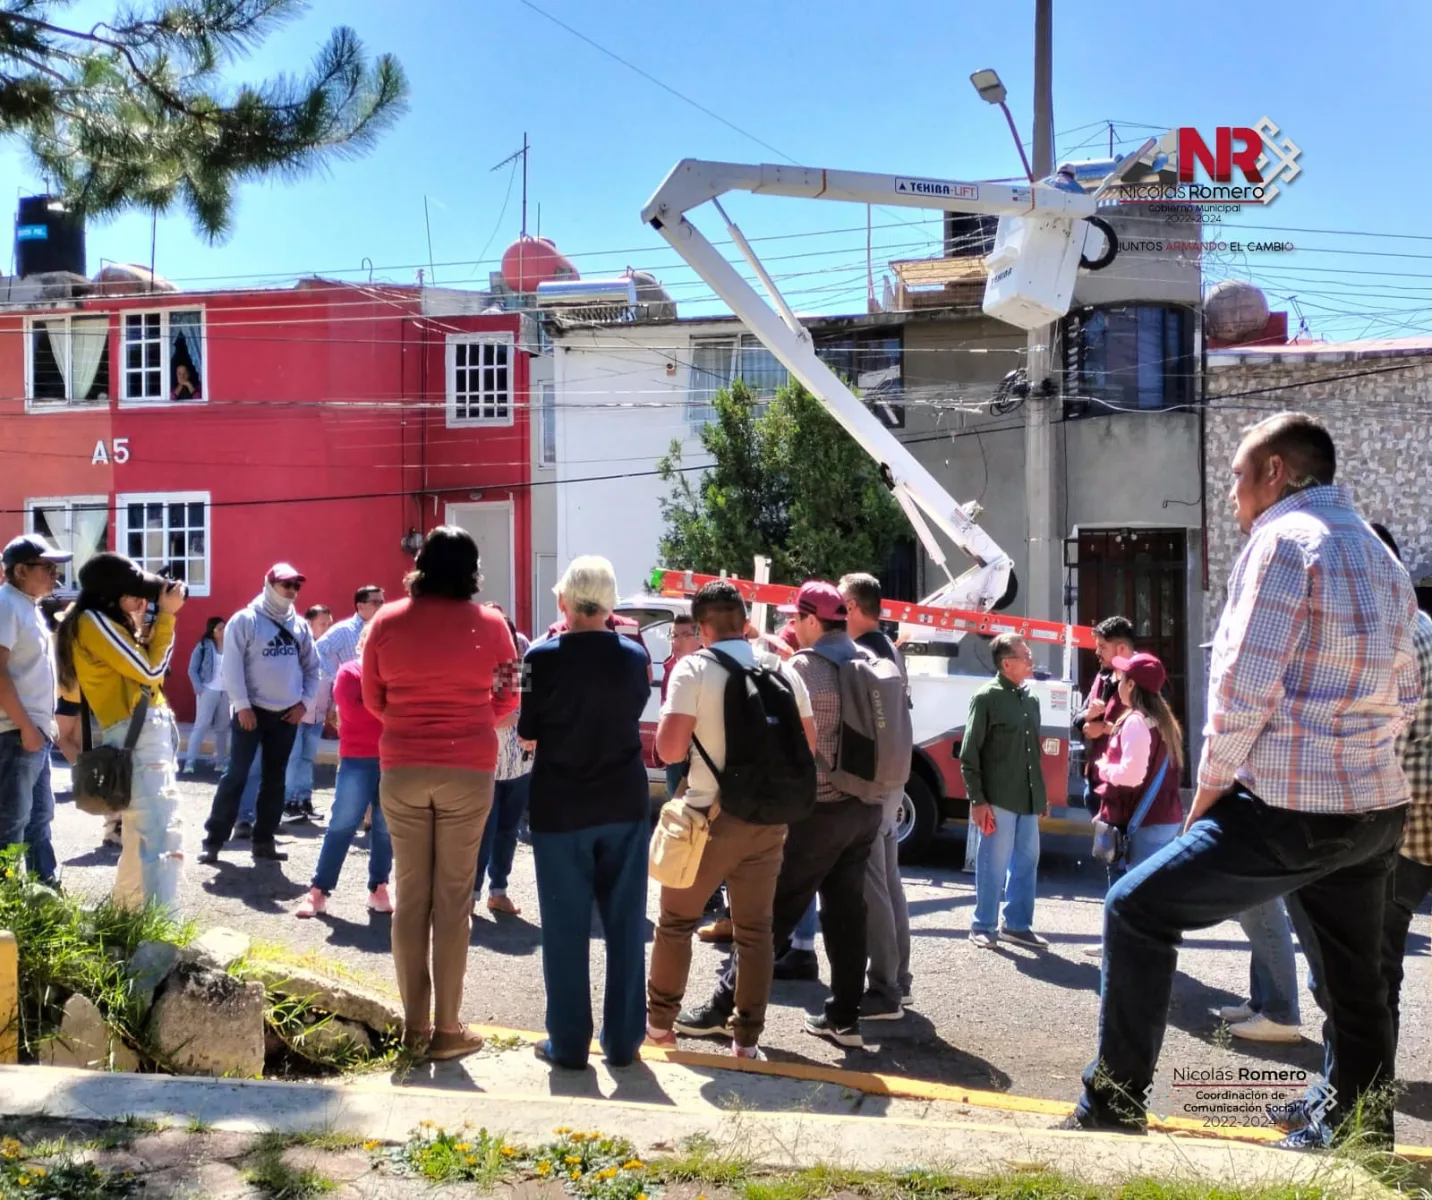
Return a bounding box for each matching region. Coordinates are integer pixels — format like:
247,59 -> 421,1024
243,1134 -> 337,1199
0,1135 -> 137,1199
184,1117 -> 212,1134
0,848 -> 193,1062
236,940 -> 397,996
652,1133 -> 752,1188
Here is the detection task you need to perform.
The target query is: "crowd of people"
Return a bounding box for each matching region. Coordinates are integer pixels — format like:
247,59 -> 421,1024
1,409 -> 1429,1152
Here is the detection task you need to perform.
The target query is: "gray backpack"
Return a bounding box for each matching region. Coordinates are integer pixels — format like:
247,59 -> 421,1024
803,643 -> 913,801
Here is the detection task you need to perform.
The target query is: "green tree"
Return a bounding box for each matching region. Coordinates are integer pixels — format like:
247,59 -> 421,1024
656,380 -> 909,587
0,0 -> 407,239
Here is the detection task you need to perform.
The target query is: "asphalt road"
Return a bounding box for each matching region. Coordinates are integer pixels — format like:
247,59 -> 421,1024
41,760 -> 1432,1147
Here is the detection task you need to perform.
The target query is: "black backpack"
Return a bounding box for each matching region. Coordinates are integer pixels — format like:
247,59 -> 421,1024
690,646 -> 817,825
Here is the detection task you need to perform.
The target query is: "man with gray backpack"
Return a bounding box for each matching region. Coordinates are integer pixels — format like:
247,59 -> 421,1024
677,580 -> 912,1050
646,580 -> 817,1059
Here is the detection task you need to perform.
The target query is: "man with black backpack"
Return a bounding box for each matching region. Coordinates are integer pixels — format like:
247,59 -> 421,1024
678,580 -> 911,1050
646,580 -> 817,1059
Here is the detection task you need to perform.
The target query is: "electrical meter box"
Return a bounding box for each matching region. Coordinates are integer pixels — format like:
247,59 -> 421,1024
981,213 -> 1085,331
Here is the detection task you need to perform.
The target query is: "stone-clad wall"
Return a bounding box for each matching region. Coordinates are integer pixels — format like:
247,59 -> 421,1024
1205,354 -> 1432,637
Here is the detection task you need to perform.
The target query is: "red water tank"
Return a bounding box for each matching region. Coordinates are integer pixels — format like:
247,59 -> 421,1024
500,236 -> 578,292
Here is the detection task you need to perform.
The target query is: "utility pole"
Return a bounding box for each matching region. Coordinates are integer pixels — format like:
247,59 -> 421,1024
1024,0 -> 1061,668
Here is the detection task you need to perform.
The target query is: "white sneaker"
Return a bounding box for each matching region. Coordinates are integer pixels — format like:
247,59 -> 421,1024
1217,1003 -> 1256,1024
1229,1014 -> 1301,1043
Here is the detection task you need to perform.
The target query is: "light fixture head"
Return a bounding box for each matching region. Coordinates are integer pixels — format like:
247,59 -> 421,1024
970,69 -> 1007,106
400,527 -> 423,557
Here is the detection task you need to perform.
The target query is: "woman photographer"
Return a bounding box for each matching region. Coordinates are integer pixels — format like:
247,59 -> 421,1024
55,552 -> 187,913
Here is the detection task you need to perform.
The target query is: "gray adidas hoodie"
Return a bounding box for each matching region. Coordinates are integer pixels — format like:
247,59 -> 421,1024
222,594 -> 320,714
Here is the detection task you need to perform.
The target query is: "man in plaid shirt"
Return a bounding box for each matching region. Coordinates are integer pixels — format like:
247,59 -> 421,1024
1069,413 -> 1420,1149
1373,524 -> 1432,1051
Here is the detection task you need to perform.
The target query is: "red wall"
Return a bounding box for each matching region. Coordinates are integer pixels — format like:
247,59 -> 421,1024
0,282 -> 532,720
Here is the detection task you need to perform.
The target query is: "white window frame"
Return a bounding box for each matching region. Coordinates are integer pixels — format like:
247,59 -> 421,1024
687,333 -> 789,432
23,494 -> 108,593
118,306 -> 208,407
116,490 -> 212,597
539,381 -> 557,467
24,314 -> 112,410
445,332 -> 515,429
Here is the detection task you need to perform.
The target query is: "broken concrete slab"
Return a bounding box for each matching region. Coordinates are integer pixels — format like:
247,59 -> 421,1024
191,928 -> 251,972
250,961 -> 402,1036
148,963 -> 265,1078
39,993 -> 138,1072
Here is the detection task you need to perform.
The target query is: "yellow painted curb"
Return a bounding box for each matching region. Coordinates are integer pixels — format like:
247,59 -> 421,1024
472,1024 -> 1432,1161
0,931 -> 16,1065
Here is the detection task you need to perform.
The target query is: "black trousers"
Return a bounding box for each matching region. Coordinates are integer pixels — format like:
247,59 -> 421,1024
1381,851 -> 1432,1050
708,796 -> 882,1028
204,707 -> 299,847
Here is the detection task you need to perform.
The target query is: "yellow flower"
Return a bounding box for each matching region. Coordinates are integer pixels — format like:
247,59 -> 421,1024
638,1193 -> 649,1200
553,1126 -> 572,1135
420,1119 -> 434,1128
623,1160 -> 644,1170
501,1146 -> 517,1157
1,1138 -> 22,1158
465,1155 -> 478,1166
32,1168 -> 46,1178
17,1176 -> 29,1187
570,1170 -> 581,1180
455,1143 -> 472,1152
565,1155 -> 582,1164
536,1162 -> 552,1177
362,1140 -> 381,1152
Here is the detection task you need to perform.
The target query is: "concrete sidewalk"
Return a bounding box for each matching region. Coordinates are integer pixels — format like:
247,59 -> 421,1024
0,1053 -> 1388,1196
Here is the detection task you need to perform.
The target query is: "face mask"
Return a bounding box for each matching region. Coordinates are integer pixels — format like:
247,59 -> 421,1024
263,581 -> 295,616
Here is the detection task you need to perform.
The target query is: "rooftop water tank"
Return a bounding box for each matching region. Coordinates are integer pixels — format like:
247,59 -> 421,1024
1204,280 -> 1270,343
500,236 -> 577,293
15,195 -> 85,279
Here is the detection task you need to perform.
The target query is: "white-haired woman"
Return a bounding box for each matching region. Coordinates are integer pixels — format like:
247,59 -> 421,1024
519,556 -> 652,1070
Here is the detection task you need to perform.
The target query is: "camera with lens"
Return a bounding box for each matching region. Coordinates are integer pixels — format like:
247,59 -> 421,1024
142,565 -> 189,604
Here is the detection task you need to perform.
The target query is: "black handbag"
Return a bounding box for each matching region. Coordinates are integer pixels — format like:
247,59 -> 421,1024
1091,752 -> 1170,867
72,689 -> 150,816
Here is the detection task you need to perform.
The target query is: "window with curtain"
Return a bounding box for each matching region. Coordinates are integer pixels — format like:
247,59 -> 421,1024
540,381 -> 557,467
1062,305 -> 1193,415
27,498 -> 109,591
120,309 -> 207,404
27,316 -> 111,405
687,335 -> 788,431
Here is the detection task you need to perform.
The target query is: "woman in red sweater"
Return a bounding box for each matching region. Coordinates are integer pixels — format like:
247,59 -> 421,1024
295,625 -> 392,918
362,526 -> 518,1060
1092,651 -> 1185,871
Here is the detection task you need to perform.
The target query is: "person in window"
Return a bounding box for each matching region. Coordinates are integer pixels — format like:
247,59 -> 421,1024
362,526 -> 517,1060
522,556 -> 651,1070
54,552 -> 187,912
171,363 -> 200,401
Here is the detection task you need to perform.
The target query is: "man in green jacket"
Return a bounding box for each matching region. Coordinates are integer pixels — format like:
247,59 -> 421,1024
959,634 -> 1049,950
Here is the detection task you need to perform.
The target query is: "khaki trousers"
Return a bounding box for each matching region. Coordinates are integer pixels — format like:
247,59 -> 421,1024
647,808 -> 786,1046
379,765 -> 494,1033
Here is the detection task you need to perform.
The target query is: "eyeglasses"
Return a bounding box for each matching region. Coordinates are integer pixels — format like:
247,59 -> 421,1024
19,561 -> 60,575
275,581 -> 302,593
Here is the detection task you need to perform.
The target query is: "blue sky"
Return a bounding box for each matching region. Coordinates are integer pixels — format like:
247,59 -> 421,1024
3,0 -> 1429,339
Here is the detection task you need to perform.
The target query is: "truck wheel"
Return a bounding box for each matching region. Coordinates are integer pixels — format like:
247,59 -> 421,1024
895,774 -> 939,862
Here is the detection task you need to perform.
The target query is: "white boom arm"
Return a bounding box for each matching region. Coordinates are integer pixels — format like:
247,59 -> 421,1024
641,159 -> 1101,616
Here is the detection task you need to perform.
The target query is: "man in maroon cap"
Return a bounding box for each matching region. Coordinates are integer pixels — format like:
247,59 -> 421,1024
676,581 -> 884,1050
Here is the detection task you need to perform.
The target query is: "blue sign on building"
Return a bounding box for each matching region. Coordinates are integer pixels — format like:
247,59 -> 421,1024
16,224 -> 48,241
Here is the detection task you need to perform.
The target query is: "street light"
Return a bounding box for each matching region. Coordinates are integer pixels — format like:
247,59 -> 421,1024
969,68 -> 1034,183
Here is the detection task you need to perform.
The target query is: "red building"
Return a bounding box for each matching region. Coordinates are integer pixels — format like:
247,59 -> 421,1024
0,276 -> 535,720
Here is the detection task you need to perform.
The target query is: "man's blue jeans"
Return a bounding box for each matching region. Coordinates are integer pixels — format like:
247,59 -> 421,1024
792,896 -> 818,946
531,819 -> 649,1068
476,775 -> 529,896
971,806 -> 1041,934
1077,788 -> 1405,1140
1240,898 -> 1301,1025
0,731 -> 56,882
311,757 -> 391,894
285,722 -> 323,803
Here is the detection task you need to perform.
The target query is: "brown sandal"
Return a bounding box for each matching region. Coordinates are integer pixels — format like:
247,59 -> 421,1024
427,1026 -> 485,1061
